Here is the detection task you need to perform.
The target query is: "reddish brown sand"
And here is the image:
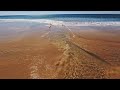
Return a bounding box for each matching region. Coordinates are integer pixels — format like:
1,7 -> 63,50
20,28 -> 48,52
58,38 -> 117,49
0,27 -> 63,79
70,29 -> 120,78
0,25 -> 120,79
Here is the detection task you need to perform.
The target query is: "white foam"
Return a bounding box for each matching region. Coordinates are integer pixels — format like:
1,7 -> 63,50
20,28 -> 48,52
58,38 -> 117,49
0,19 -> 64,25
63,21 -> 120,26
0,19 -> 120,26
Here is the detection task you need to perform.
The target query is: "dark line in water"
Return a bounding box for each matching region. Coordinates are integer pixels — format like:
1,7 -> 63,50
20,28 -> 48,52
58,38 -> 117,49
67,40 -> 111,65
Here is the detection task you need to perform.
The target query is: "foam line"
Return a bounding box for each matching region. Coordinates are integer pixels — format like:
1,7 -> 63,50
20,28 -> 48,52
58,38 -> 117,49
0,19 -> 120,26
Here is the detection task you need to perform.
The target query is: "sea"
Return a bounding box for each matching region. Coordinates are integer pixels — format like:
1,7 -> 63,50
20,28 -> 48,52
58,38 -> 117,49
0,14 -> 120,26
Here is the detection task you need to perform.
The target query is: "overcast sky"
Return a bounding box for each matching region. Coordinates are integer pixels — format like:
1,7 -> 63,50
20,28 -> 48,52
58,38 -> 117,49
0,11 -> 120,15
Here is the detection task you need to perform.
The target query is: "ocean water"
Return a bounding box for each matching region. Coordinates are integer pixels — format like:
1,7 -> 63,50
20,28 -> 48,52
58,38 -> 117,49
0,14 -> 120,26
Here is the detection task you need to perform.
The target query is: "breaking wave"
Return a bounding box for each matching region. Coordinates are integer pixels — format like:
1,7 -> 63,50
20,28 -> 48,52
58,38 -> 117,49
0,19 -> 120,26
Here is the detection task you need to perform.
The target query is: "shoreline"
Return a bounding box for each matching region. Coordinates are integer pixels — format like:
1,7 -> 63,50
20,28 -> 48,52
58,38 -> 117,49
0,23 -> 120,79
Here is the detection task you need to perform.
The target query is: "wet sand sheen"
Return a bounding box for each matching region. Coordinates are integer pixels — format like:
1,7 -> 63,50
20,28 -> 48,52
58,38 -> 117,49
0,25 -> 120,79
0,35 -> 63,79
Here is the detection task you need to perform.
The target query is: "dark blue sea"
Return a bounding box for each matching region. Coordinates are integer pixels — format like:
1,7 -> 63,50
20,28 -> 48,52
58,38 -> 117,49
0,14 -> 120,22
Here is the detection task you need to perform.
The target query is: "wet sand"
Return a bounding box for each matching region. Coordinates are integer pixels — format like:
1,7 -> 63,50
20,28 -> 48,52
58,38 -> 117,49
0,23 -> 120,79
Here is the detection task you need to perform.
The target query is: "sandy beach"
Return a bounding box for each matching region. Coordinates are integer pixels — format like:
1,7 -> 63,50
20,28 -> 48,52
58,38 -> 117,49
0,22 -> 120,79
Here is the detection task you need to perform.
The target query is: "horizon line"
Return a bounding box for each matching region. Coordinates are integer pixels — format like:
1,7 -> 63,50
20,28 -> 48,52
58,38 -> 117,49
0,11 -> 120,15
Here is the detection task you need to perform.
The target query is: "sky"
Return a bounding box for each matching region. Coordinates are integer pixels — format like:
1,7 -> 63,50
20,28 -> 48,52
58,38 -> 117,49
0,11 -> 120,15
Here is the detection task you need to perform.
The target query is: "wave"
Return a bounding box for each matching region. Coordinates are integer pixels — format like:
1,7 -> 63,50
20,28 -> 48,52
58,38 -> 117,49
0,19 -> 120,26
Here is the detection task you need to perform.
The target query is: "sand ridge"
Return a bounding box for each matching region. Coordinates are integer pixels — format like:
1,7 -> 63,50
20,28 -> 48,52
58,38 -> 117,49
0,24 -> 120,79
